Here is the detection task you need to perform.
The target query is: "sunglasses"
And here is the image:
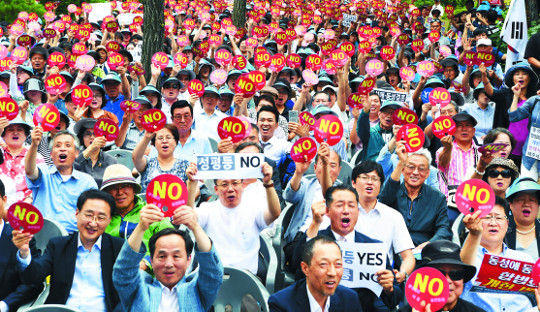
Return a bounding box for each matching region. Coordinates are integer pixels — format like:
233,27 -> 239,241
164,84 -> 180,89
436,268 -> 465,281
487,169 -> 512,179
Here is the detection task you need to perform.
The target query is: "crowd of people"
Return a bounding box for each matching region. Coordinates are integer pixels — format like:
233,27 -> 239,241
3,0 -> 540,311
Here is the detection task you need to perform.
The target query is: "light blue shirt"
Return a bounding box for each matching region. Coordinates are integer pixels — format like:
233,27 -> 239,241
259,136 -> 292,163
462,103 -> 495,143
149,129 -> 213,162
461,244 -> 535,312
192,109 -> 227,142
26,164 -> 98,233
17,234 -> 107,312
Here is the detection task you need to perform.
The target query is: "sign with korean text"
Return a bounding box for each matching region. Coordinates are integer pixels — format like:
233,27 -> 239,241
475,254 -> 536,294
194,153 -> 264,179
525,126 -> 540,160
372,88 -> 407,102
338,242 -> 386,296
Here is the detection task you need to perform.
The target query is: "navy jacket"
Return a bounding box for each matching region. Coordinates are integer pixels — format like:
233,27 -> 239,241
290,227 -> 403,311
0,223 -> 42,311
19,232 -> 124,311
268,278 -> 362,312
379,178 -> 452,246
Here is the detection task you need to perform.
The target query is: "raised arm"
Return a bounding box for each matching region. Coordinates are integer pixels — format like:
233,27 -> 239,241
132,130 -> 153,173
261,162 -> 281,225
25,125 -> 43,180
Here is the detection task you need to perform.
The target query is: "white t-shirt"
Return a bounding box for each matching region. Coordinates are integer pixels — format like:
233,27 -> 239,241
197,199 -> 269,274
355,201 -> 415,265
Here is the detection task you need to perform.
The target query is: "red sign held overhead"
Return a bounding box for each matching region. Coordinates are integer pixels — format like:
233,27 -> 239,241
187,79 -> 205,98
71,85 -> 93,108
33,104 -> 60,132
432,116 -> 456,139
217,117 -> 247,143
94,118 -> 119,141
396,124 -> 425,153
314,115 -> 343,146
0,97 -> 19,120
456,179 -> 495,217
290,138 -> 318,163
141,109 -> 166,132
146,174 -> 188,217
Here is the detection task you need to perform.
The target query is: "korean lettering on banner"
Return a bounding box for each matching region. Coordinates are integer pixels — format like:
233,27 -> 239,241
474,254 -> 536,293
195,153 -> 264,180
372,88 -> 407,103
338,242 -> 386,296
342,14 -> 358,27
525,126 -> 540,160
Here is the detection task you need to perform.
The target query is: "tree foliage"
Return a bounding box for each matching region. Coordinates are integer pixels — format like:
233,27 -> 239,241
0,0 -> 46,23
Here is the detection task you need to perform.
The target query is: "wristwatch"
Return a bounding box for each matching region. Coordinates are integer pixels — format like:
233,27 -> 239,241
263,181 -> 274,188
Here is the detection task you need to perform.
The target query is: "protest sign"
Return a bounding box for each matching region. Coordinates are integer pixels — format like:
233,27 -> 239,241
194,153 -> 264,180
338,242 -> 386,296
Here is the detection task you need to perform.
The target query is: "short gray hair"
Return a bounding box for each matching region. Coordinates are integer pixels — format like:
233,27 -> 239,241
48,130 -> 80,150
408,148 -> 432,170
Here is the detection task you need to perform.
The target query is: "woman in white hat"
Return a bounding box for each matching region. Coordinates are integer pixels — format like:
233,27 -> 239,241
0,118 -> 44,202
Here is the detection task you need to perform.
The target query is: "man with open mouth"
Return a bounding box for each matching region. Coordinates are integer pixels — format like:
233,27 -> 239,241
269,235 -> 361,312
380,142 -> 452,250
25,127 -> 98,233
287,185 -> 403,311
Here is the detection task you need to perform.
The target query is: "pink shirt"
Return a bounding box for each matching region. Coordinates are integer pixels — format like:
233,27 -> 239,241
0,147 -> 45,201
436,141 -> 479,197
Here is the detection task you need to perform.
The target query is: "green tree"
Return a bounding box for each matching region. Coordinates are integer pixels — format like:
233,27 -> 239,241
0,0 -> 46,23
141,0 -> 165,82
232,0 -> 246,28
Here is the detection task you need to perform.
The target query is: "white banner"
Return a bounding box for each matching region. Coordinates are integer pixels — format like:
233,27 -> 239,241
194,153 -> 264,180
88,3 -> 112,23
117,13 -> 143,26
338,242 -> 386,296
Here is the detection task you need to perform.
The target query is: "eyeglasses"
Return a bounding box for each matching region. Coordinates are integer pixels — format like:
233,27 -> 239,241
164,84 -> 180,89
81,212 -> 109,223
436,268 -> 465,281
83,131 -> 95,137
487,169 -> 512,179
358,175 -> 381,183
107,183 -> 132,193
156,135 -> 174,142
93,94 -> 103,99
216,180 -> 243,188
405,164 -> 429,173
481,214 -> 508,222
103,82 -> 120,87
173,114 -> 192,121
